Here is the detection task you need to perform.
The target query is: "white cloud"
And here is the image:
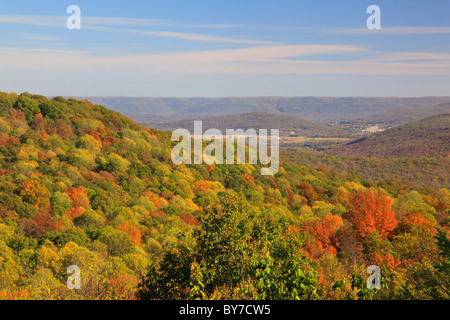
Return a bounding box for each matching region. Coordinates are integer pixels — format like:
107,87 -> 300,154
0,47 -> 86,54
81,16 -> 241,29
26,35 -> 61,41
0,45 -> 448,77
366,52 -> 450,62
0,14 -> 240,29
125,29 -> 279,45
0,15 -> 64,28
142,44 -> 367,64
0,14 -> 256,44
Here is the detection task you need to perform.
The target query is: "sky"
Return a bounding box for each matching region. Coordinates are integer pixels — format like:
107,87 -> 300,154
0,0 -> 449,97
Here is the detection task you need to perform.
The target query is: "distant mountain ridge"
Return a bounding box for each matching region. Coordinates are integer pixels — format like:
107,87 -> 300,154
331,113 -> 450,158
346,102 -> 450,127
149,112 -> 353,137
76,96 -> 450,123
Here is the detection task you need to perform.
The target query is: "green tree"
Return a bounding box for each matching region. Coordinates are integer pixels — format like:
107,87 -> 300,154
137,194 -> 322,300
14,95 -> 40,122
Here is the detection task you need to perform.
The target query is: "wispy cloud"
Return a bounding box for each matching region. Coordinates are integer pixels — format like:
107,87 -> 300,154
81,16 -> 242,29
0,45 -> 448,77
0,14 -> 241,29
0,47 -> 86,54
0,14 -> 257,44
122,29 -> 279,45
0,15 -> 64,28
332,26 -> 450,35
26,35 -> 60,41
366,52 -> 450,62
142,45 -> 368,64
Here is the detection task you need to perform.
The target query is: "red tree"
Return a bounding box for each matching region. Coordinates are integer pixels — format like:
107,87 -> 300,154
304,214 -> 343,257
298,182 -> 318,203
346,189 -> 397,240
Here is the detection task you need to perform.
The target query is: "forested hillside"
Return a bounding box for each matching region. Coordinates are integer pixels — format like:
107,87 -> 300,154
283,151 -> 449,189
332,114 -> 450,158
0,92 -> 449,300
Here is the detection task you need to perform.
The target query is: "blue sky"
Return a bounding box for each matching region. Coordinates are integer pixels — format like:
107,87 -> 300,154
0,0 -> 449,97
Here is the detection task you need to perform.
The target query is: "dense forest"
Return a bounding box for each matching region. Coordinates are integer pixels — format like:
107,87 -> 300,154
0,91 -> 449,300
284,151 -> 449,189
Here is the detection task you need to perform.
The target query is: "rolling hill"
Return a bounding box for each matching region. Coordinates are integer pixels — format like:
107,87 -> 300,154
77,96 -> 450,123
149,112 -> 354,137
331,113 -> 450,158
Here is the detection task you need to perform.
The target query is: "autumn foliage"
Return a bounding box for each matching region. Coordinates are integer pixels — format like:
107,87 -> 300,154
0,91 -> 448,300
66,187 -> 90,209
346,189 -> 397,240
117,222 -> 142,246
304,214 -> 343,258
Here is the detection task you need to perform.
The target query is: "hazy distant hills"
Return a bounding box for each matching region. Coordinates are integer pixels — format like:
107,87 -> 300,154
78,96 -> 450,123
331,114 -> 450,158
148,112 -> 353,137
346,102 -> 450,127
